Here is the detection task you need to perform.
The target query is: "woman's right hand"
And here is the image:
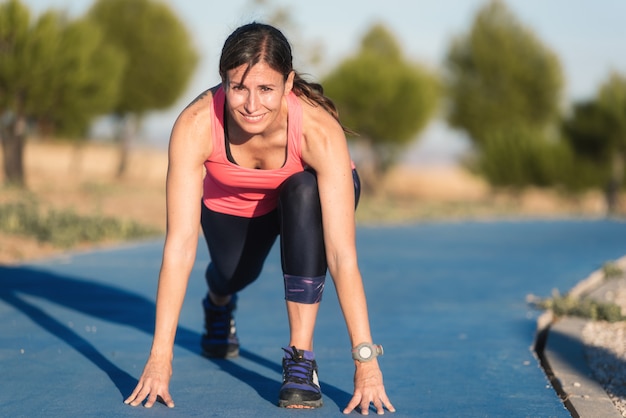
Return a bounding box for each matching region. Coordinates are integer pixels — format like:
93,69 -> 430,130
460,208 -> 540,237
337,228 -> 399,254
124,356 -> 175,408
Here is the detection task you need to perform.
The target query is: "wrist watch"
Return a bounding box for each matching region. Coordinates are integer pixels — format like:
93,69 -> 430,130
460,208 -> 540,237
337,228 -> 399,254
352,342 -> 384,362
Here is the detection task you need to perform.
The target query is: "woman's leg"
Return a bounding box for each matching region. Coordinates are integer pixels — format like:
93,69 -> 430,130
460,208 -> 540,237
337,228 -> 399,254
277,169 -> 360,408
279,171 -> 325,351
201,204 -> 279,297
200,204 -> 279,357
278,169 -> 361,350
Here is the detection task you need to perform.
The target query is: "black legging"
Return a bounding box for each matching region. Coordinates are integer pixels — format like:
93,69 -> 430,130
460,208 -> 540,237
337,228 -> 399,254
201,169 -> 360,301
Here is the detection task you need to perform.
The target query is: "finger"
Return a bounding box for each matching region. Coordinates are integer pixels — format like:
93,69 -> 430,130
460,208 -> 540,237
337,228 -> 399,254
375,389 -> 395,414
128,393 -> 147,407
144,392 -> 158,408
343,393 -> 362,414
124,382 -> 143,405
158,393 -> 175,408
360,400 -> 370,416
373,397 -> 385,415
126,384 -> 150,407
382,397 -> 396,413
132,382 -> 155,407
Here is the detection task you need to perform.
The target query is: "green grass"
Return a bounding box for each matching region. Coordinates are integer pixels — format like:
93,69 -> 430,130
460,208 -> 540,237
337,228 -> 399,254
603,261 -> 625,279
536,293 -> 625,323
0,199 -> 161,248
532,261 -> 626,323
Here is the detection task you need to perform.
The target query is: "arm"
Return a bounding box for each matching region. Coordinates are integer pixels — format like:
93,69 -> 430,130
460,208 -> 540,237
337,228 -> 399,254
301,103 -> 395,415
125,91 -> 214,408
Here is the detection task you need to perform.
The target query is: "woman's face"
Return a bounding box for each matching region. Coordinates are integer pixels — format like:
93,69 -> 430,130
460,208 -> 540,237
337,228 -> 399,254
224,61 -> 294,136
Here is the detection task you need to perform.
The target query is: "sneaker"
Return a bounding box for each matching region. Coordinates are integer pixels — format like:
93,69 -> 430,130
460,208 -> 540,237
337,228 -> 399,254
201,294 -> 239,358
278,346 -> 323,408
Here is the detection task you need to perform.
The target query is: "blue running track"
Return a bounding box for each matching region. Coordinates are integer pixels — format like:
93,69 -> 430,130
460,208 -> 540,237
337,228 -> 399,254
1,219 -> 625,417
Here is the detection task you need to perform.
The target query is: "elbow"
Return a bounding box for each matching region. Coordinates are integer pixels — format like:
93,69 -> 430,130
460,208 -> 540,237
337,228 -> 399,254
163,233 -> 198,266
326,250 -> 359,280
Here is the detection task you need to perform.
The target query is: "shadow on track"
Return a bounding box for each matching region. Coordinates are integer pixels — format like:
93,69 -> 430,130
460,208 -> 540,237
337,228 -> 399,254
0,265 -> 351,410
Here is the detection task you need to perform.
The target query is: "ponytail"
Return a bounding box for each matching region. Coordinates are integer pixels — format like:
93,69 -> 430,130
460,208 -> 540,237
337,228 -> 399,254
292,72 -> 356,135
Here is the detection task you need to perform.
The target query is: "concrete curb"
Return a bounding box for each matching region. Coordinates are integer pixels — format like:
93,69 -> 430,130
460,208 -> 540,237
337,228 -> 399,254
537,255 -> 626,418
543,316 -> 622,417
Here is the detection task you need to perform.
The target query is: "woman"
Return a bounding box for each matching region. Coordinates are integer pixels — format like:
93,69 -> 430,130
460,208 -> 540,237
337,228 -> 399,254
124,22 -> 395,414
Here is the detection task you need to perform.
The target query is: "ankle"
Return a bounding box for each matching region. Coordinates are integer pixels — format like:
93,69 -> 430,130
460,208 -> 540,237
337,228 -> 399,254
287,342 -> 313,352
209,292 -> 232,307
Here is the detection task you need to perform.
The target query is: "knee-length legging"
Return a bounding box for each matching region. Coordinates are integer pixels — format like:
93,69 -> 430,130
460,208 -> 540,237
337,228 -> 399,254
200,169 -> 360,304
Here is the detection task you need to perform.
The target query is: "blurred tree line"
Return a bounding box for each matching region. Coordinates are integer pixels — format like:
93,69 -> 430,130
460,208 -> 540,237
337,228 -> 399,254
1,0 -> 624,215
0,0 -> 197,186
443,0 -> 626,215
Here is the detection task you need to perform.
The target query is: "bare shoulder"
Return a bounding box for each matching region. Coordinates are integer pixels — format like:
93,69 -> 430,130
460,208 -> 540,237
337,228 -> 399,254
300,96 -> 345,146
169,88 -> 216,166
299,96 -> 348,167
176,86 -> 218,128
170,86 -> 220,160
300,96 -> 337,131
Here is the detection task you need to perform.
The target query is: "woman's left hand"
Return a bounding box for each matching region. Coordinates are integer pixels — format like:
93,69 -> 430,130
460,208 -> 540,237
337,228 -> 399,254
343,361 -> 395,415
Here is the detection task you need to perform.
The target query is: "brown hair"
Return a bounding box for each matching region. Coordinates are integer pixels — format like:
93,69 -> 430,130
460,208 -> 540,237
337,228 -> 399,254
219,22 -> 352,133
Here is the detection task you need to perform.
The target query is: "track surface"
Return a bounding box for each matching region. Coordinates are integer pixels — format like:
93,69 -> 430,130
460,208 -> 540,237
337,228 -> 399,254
2,219 -> 625,417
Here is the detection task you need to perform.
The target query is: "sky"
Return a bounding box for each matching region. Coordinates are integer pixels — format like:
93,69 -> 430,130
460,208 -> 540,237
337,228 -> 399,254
24,0 -> 626,165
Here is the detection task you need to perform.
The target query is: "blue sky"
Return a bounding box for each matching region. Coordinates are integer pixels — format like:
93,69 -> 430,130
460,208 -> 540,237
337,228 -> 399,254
24,0 -> 626,164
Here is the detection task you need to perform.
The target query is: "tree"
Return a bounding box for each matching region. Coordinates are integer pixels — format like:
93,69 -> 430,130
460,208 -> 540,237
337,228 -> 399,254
89,0 -> 198,176
33,16 -> 125,138
597,73 -> 626,213
0,0 -> 30,186
474,124 -> 583,190
563,72 -> 626,214
444,0 -> 563,145
0,0 -> 125,187
246,0 -> 325,71
323,23 -> 440,191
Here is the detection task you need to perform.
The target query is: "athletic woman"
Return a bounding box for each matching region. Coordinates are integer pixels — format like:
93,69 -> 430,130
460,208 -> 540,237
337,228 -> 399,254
124,22 -> 395,415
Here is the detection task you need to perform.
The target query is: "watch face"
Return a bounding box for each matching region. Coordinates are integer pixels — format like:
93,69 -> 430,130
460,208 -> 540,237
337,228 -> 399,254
359,345 -> 373,359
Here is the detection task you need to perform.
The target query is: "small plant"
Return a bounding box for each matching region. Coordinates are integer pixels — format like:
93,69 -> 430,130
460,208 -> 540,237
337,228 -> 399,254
602,261 -> 624,280
0,199 -> 161,248
533,290 -> 625,323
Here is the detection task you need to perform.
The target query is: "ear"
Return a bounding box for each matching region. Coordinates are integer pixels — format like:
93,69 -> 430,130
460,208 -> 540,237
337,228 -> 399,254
284,71 -> 295,95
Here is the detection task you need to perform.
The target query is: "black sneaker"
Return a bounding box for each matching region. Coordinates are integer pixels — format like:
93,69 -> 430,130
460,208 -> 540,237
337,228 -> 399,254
201,294 -> 239,358
278,346 -> 323,408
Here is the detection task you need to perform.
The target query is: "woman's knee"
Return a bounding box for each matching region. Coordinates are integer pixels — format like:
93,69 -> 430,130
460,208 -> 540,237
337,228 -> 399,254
284,274 -> 325,304
279,170 -> 320,212
205,262 -> 259,296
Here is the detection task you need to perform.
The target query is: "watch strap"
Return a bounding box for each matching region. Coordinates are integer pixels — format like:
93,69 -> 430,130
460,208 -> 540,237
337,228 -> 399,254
352,342 -> 384,362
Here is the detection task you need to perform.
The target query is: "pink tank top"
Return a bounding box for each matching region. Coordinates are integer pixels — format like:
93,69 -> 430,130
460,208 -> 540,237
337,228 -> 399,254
202,87 -> 307,217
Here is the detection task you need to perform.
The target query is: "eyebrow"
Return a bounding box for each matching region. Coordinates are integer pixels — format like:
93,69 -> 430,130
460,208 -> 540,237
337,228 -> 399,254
228,81 -> 277,89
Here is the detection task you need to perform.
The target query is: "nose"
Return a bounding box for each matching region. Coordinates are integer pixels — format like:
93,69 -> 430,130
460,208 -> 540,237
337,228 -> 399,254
244,91 -> 258,113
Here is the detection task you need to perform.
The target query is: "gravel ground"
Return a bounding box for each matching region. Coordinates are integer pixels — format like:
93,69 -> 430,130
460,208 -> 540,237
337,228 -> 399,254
581,270 -> 626,417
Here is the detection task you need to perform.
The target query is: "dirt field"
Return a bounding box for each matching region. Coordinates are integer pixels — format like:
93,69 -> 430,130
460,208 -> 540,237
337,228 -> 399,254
0,140 -> 620,264
0,141 -> 168,263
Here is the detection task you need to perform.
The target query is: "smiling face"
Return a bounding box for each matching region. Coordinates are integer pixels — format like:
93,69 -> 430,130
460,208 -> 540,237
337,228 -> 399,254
224,61 -> 294,137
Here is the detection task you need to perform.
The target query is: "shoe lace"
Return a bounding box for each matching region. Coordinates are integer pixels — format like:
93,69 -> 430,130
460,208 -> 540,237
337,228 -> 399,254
204,301 -> 235,339
282,346 -> 315,384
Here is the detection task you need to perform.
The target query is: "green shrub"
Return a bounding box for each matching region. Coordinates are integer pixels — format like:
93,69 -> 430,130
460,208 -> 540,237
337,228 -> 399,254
603,261 -> 624,279
474,126 -> 560,188
472,125 -> 607,192
535,292 -> 625,323
0,199 -> 160,248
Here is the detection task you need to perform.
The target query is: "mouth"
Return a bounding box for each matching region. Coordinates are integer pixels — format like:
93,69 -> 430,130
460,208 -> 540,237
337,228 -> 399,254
240,112 -> 266,123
